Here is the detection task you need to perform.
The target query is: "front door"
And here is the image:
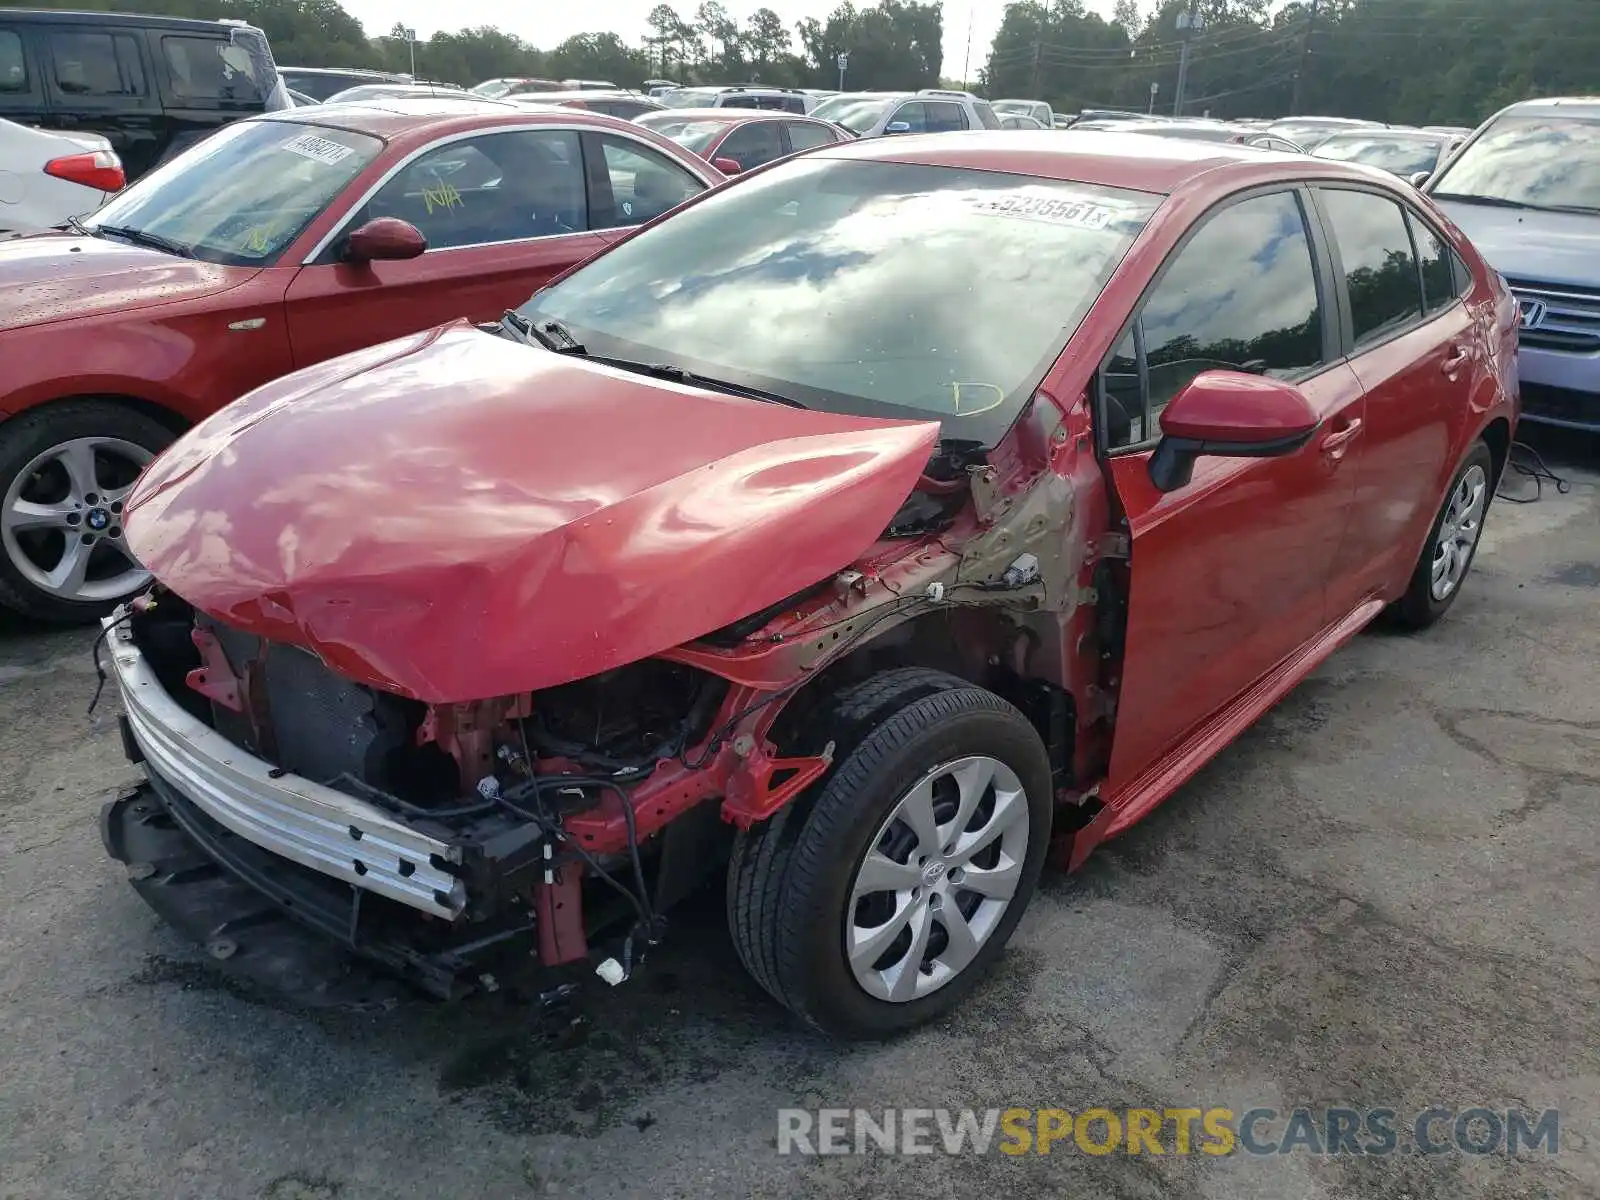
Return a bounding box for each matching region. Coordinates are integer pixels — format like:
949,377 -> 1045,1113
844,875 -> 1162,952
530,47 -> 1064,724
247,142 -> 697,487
283,127 -> 608,369
1100,187 -> 1367,791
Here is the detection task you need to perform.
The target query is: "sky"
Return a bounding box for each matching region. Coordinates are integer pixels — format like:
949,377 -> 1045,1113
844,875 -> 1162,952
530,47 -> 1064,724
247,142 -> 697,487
337,0 -> 1126,86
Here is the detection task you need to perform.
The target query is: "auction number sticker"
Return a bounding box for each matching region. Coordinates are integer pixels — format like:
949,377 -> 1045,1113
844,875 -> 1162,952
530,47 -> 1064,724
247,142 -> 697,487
968,192 -> 1119,229
280,133 -> 355,166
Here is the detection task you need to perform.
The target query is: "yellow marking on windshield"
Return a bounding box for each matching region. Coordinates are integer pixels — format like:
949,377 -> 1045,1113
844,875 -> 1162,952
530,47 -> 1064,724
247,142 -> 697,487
952,383 -> 1006,416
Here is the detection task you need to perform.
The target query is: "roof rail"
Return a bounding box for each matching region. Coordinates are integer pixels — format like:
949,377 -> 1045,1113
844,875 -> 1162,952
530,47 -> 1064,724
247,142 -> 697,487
918,88 -> 977,99
722,84 -> 804,93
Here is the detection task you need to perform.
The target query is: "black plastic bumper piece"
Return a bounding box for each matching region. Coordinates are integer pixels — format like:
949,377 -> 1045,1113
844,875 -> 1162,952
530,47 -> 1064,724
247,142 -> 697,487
100,775 -> 487,1008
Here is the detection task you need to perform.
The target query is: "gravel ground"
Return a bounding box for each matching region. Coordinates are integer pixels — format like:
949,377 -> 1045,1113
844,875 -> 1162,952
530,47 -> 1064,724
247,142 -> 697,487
2,432 -> 1597,1200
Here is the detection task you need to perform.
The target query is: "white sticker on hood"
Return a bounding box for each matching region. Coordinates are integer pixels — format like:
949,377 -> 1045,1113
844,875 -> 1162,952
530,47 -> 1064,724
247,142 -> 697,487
280,133 -> 355,166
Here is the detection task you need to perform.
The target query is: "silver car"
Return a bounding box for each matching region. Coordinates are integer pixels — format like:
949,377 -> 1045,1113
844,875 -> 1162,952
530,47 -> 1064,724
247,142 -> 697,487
809,89 -> 1003,137
1426,97 -> 1600,431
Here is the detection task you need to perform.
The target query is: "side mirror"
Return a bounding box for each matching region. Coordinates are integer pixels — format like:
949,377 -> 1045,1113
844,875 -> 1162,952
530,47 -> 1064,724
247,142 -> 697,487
884,121 -> 912,135
711,156 -> 743,175
1148,370 -> 1320,493
343,217 -> 426,264
1408,170 -> 1432,188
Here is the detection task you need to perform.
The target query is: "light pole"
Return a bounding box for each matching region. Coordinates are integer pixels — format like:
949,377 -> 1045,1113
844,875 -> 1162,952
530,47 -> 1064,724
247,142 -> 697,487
836,50 -> 848,91
1172,6 -> 1204,117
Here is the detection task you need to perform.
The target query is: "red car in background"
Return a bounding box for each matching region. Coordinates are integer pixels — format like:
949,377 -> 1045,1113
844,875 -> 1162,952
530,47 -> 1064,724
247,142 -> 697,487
634,107 -> 855,174
0,96 -> 722,621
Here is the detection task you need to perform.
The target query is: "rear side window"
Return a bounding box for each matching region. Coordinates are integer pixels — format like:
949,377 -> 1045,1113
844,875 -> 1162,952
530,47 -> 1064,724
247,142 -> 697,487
0,30 -> 27,93
1102,191 -> 1325,449
161,35 -> 264,105
48,31 -> 145,97
1407,211 -> 1467,312
1318,188 -> 1422,347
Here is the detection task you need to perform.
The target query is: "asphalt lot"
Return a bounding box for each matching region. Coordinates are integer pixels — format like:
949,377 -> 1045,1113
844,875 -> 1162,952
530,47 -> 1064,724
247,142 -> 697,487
2,431 -> 1598,1200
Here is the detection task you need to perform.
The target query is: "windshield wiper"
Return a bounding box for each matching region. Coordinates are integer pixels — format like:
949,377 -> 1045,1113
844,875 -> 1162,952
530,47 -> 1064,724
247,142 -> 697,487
54,214 -> 92,235
95,224 -> 194,258
1427,192 -> 1539,210
501,310 -> 589,354
594,358 -> 805,408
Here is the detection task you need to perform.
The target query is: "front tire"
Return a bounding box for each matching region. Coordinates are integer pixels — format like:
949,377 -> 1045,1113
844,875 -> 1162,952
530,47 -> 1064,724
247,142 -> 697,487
727,672 -> 1053,1038
0,400 -> 173,623
1391,439 -> 1494,630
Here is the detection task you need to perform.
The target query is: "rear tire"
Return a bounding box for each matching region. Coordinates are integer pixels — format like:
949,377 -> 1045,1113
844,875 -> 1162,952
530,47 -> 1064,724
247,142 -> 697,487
0,400 -> 174,623
727,671 -> 1053,1038
1391,439 -> 1494,630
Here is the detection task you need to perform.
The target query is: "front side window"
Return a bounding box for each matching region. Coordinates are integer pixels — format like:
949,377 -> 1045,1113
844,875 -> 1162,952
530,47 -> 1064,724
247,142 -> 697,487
785,120 -> 838,151
716,121 -> 784,171
84,118 -> 380,264
1429,112 -> 1600,212
0,29 -> 28,94
49,31 -> 143,97
888,102 -> 927,132
1318,188 -> 1423,347
591,135 -> 703,228
1103,190 -> 1324,450
923,101 -> 968,133
359,130 -> 586,250
520,158 -> 1159,446
161,35 -> 263,105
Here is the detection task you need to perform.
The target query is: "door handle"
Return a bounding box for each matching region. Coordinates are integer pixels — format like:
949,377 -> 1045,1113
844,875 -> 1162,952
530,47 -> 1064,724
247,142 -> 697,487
1442,344 -> 1471,376
1321,417 -> 1363,455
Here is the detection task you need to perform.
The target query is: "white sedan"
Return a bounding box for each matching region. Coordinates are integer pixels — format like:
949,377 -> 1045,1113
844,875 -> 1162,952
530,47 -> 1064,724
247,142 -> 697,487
0,118 -> 124,234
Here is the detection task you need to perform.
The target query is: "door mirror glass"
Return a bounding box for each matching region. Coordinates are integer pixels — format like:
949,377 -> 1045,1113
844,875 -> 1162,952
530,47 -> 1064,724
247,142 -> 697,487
884,121 -> 912,134
712,156 -> 743,175
1149,370 -> 1320,492
343,217 -> 427,263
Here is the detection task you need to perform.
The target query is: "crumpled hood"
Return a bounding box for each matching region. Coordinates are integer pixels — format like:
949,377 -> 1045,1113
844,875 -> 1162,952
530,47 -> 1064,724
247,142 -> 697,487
1432,199 -> 1600,288
126,321 -> 941,702
0,232 -> 259,332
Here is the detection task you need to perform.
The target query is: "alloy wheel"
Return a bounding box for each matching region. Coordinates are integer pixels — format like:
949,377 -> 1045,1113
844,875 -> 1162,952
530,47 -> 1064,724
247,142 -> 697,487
845,754 -> 1031,1003
1429,463 -> 1487,602
0,436 -> 153,603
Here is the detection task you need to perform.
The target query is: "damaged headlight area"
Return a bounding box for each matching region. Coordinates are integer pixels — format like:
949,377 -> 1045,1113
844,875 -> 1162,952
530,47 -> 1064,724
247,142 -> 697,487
98,589 -> 838,1008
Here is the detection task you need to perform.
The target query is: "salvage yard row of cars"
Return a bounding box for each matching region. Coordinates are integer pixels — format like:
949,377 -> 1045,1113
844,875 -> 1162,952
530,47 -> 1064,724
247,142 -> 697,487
0,6 -> 1580,1038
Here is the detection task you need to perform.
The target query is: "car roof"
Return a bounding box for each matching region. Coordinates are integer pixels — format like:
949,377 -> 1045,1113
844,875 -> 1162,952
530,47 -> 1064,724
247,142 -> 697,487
1503,96 -> 1600,116
511,90 -> 652,104
813,129 -> 1385,194
264,96 -> 599,139
283,66 -> 407,79
639,107 -> 804,123
0,6 -> 247,31
1319,128 -> 1445,144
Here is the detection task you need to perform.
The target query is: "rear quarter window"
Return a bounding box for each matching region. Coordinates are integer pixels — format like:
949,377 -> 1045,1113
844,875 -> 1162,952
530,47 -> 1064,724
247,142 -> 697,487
161,35 -> 264,106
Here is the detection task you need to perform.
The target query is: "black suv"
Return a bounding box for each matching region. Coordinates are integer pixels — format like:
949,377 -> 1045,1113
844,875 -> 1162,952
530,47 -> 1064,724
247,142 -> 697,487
0,9 -> 285,182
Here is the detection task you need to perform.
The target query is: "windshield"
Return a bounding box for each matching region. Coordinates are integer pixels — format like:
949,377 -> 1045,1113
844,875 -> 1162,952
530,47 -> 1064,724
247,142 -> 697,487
518,158 -> 1158,446
473,80 -> 513,98
1268,120 -> 1369,150
1430,113 -> 1600,211
85,119 -> 381,265
661,89 -> 720,108
1314,135 -> 1441,176
811,95 -> 896,134
635,115 -> 731,155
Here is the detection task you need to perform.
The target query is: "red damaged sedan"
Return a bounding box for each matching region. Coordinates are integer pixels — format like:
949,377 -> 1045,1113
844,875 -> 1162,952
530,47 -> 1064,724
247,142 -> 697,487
99,132 -> 1517,1037
0,97 -> 718,622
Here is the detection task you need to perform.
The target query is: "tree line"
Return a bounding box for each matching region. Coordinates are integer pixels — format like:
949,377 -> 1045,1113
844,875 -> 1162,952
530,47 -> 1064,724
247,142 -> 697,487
983,0 -> 1600,126
15,0 -> 1597,123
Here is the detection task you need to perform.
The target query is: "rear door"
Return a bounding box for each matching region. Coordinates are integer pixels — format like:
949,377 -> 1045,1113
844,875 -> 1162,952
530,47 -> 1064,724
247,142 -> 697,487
1101,187 -> 1366,791
34,25 -> 163,180
1309,185 -> 1476,609
283,127 -> 607,369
